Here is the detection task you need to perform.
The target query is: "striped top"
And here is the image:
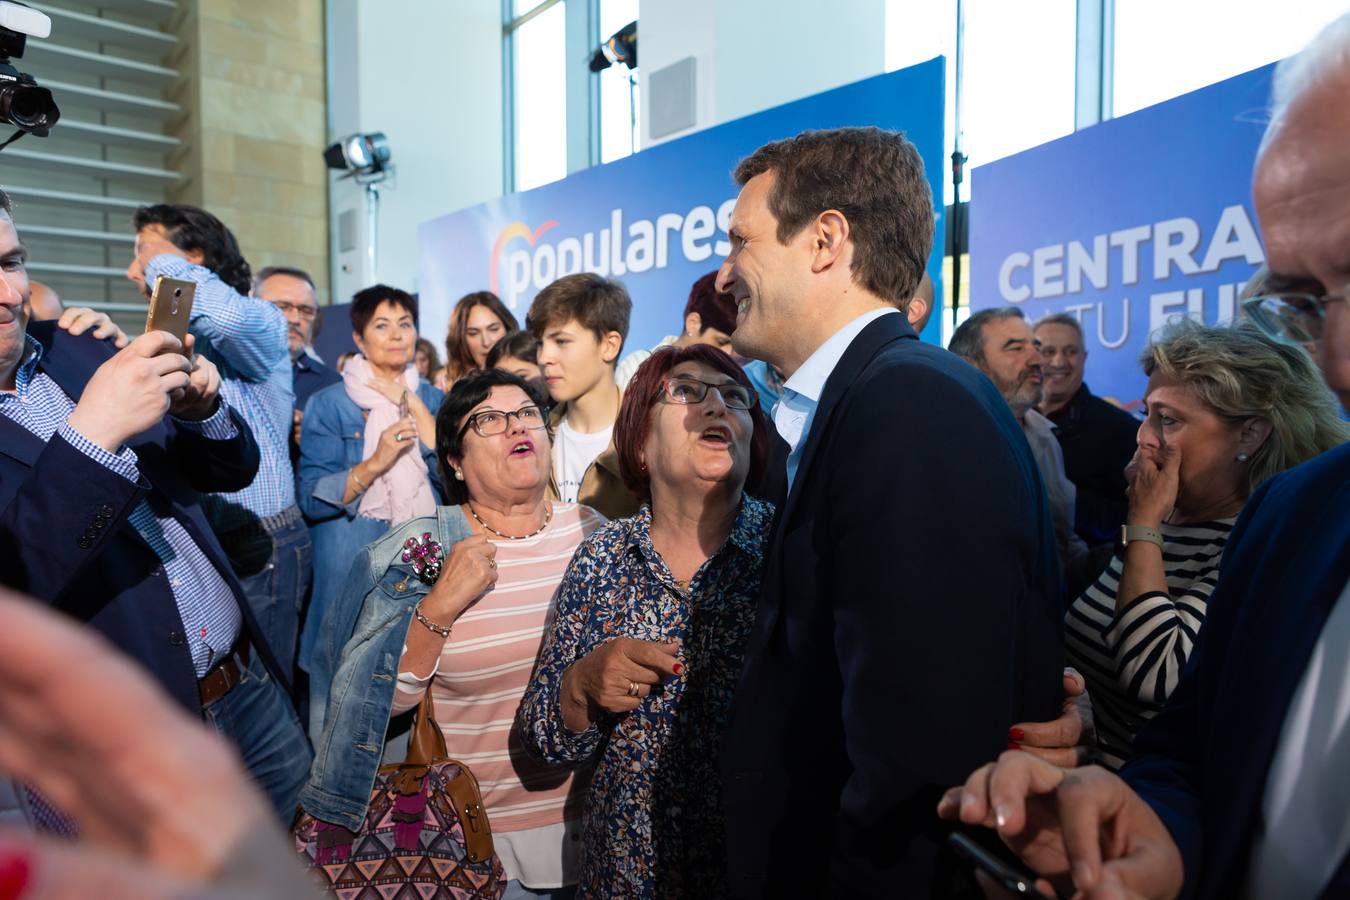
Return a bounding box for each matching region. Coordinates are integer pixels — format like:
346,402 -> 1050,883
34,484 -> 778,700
1065,518 -> 1234,770
392,502 -> 604,885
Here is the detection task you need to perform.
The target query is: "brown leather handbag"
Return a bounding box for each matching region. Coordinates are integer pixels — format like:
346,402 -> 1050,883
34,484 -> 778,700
293,690 -> 507,897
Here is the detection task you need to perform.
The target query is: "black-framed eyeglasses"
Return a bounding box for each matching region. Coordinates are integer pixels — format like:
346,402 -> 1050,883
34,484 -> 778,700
657,376 -> 757,410
1242,292 -> 1343,345
270,300 -> 318,320
458,404 -> 549,438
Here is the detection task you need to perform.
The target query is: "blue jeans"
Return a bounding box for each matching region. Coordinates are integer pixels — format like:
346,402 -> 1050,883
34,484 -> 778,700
235,515 -> 313,681
202,648 -> 313,823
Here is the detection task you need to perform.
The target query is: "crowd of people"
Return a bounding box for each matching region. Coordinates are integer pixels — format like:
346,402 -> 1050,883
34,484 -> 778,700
1,13 -> 1349,900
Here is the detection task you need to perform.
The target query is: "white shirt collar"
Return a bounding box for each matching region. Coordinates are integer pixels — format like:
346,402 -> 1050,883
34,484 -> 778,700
781,307 -> 899,403
1023,407 -> 1058,437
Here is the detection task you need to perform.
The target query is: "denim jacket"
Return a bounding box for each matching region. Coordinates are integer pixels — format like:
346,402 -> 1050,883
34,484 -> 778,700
295,379 -> 445,671
298,505 -> 473,831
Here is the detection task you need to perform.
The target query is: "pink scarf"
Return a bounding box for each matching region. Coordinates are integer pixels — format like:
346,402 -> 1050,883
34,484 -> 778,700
342,355 -> 437,525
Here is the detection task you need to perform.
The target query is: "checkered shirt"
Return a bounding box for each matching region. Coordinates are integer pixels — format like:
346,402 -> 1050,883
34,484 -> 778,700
146,255 -> 296,532
0,335 -> 242,676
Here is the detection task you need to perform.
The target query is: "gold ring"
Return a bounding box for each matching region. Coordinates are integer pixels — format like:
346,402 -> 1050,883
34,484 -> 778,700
627,681 -> 640,698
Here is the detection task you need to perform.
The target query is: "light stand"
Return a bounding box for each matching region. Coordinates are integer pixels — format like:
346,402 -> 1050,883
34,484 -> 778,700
323,131 -> 393,284
950,0 -> 966,329
359,175 -> 390,283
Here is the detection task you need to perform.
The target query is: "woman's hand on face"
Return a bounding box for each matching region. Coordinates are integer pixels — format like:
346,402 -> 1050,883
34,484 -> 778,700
368,415 -> 418,473
1124,443 -> 1180,527
560,638 -> 683,731
422,533 -> 498,621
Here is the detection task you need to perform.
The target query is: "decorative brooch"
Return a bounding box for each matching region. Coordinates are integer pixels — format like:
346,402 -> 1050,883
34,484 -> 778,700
400,532 -> 444,585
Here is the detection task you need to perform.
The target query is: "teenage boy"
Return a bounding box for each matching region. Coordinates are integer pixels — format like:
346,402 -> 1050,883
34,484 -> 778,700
526,273 -> 640,519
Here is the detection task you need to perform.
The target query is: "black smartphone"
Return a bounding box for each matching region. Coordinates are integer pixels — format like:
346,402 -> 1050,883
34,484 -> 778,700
948,831 -> 1050,897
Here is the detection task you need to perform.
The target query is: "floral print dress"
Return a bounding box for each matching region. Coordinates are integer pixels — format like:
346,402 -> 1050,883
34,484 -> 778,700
516,495 -> 774,899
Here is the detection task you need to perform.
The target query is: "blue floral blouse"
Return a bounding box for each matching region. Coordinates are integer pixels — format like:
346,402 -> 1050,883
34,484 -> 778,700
517,495 -> 774,899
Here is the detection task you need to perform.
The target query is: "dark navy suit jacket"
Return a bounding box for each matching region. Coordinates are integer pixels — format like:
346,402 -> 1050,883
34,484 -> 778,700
0,322 -> 285,713
1123,441 -> 1350,900
292,352 -> 341,412
720,314 -> 1065,897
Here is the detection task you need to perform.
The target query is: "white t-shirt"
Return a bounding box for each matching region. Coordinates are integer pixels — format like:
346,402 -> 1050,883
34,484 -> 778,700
553,418 -> 613,503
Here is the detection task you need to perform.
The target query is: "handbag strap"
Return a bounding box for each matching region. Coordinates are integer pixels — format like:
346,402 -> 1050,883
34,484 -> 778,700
406,687 -> 449,766
399,688 -> 496,864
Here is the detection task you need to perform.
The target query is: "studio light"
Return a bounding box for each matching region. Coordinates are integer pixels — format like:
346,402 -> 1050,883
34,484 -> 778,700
589,20 -> 636,72
323,131 -> 392,179
322,131 -> 393,282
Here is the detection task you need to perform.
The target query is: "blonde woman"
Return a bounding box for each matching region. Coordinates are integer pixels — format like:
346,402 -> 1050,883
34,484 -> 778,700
1063,321 -> 1350,768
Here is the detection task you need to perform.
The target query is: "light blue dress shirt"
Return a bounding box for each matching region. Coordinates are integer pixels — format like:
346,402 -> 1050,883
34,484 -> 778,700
773,308 -> 899,493
146,254 -> 296,531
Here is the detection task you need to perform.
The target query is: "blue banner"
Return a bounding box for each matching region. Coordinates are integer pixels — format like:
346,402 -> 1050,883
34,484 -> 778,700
418,59 -> 947,355
969,65 -> 1274,407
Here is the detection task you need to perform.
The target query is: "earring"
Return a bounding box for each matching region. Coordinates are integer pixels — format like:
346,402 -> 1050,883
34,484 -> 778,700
454,469 -> 465,480
1237,453 -> 1249,462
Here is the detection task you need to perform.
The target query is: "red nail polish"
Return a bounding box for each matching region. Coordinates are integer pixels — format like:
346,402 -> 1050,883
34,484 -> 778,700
1007,741 -> 1021,751
1009,727 -> 1025,741
0,851 -> 31,900
672,662 -> 684,675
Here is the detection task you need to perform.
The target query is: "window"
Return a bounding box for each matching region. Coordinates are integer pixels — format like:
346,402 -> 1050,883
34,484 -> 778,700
1113,1 -> 1347,117
961,0 -> 1076,188
508,0 -> 568,192
886,0 -> 958,204
598,0 -> 640,163
885,0 -> 1076,205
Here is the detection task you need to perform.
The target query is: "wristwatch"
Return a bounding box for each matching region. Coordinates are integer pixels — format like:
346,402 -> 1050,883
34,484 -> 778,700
1120,524 -> 1164,550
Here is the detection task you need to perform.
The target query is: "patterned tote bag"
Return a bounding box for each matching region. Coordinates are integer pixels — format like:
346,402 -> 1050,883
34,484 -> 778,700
294,689 -> 507,898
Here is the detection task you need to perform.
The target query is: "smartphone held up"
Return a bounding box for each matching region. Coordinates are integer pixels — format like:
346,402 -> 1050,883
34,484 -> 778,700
144,275 -> 196,352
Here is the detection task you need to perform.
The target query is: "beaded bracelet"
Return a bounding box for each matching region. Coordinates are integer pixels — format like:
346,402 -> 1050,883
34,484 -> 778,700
414,605 -> 452,638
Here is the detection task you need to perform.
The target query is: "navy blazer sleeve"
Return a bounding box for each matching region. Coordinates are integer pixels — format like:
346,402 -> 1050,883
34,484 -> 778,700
171,405 -> 260,494
0,432 -> 146,599
1121,476 -> 1275,900
825,362 -> 1063,890
1,410 -> 258,602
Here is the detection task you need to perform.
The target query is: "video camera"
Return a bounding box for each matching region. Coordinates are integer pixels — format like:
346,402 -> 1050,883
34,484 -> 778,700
0,0 -> 59,143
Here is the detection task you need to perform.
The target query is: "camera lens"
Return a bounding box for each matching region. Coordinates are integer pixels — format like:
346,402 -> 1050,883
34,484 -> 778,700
0,83 -> 60,136
174,288 -> 182,297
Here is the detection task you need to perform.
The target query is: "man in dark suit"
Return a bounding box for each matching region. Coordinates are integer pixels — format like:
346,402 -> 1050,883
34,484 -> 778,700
715,127 -> 1065,897
1034,312 -> 1139,545
0,188 -> 311,820
935,17 -> 1350,898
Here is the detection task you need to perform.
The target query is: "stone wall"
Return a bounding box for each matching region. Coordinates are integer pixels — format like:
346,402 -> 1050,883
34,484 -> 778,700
169,0 -> 331,300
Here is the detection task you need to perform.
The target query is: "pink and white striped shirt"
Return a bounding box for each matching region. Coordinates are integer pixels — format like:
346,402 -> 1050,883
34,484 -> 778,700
393,502 -> 604,886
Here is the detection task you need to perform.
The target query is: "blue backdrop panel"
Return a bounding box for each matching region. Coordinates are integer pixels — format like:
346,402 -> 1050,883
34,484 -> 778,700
418,58 -> 947,356
969,64 -> 1274,408
312,301 -> 354,368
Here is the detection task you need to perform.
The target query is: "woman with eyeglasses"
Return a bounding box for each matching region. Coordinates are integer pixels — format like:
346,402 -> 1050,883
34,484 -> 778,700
517,345 -> 773,898
303,368 -> 605,899
1050,321 -> 1348,770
